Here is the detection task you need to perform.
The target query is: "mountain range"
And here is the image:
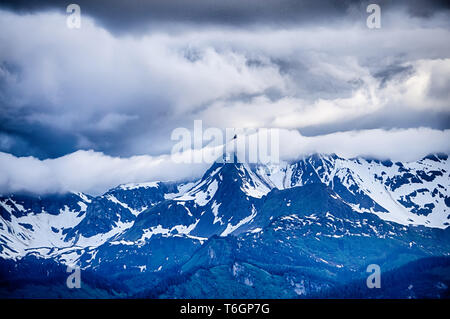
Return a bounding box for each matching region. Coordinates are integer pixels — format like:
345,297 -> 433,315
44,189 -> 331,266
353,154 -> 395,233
1,153 -> 449,298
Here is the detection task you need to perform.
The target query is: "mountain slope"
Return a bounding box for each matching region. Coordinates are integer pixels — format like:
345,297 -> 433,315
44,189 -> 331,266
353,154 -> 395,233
254,153 -> 449,228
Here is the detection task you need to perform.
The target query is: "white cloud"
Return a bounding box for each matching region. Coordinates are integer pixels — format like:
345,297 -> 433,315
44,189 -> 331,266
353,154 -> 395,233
0,128 -> 448,195
276,127 -> 450,162
199,58 -> 450,130
0,150 -> 209,195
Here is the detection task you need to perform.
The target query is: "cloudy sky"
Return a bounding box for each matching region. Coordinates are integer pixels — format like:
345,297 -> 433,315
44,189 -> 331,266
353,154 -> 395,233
0,0 -> 449,194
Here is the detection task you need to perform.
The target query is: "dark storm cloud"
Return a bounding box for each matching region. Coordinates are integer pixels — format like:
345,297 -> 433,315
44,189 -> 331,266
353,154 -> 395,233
0,0 -> 449,33
373,64 -> 414,89
299,108 -> 450,137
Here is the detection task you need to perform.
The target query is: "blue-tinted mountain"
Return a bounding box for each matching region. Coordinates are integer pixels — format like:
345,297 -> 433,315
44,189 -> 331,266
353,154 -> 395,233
0,153 -> 449,298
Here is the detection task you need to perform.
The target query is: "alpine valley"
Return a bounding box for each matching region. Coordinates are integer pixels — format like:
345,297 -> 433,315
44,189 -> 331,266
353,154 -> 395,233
1,153 -> 449,298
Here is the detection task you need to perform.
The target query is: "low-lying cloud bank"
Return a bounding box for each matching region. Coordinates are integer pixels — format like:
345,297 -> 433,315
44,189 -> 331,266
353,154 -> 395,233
0,128 -> 448,195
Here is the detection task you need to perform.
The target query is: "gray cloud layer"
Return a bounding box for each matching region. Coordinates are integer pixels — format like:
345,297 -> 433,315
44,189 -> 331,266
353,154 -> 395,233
1,0 -> 449,33
1,6 -> 449,158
